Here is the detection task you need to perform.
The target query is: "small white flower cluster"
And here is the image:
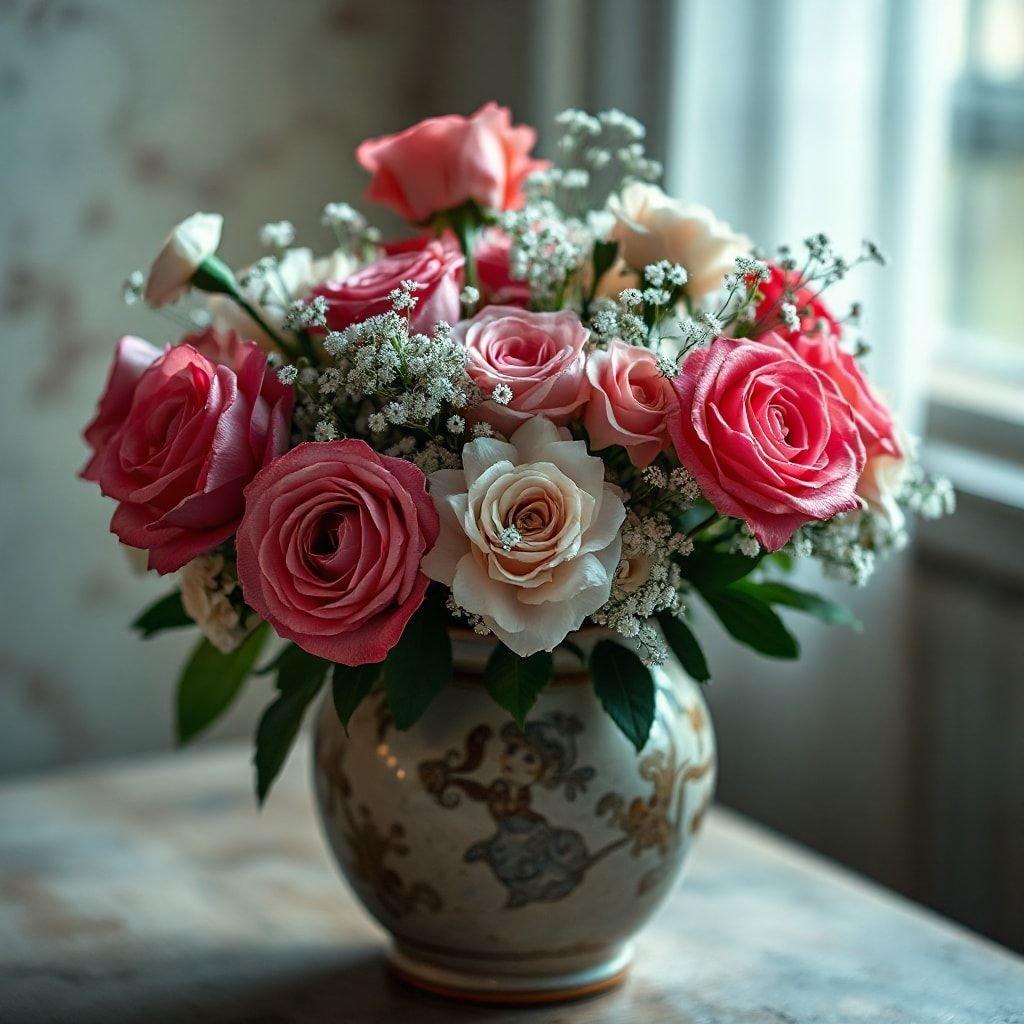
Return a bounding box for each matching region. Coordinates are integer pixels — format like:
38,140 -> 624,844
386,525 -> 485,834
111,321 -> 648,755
592,555 -> 681,665
321,202 -> 380,254
444,593 -> 493,636
289,288 -> 480,453
502,199 -> 586,307
259,220 -> 295,251
900,468 -> 956,520
591,296 -> 647,346
793,510 -> 905,587
283,294 -> 328,331
545,108 -> 660,217
728,522 -> 761,558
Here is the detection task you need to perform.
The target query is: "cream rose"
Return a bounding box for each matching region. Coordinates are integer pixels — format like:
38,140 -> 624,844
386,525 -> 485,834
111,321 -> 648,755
607,182 -> 751,300
179,553 -> 257,654
145,212 -> 223,307
421,417 -> 626,656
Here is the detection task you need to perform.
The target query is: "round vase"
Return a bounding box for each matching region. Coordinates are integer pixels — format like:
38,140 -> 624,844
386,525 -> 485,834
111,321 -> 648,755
311,629 -> 716,1004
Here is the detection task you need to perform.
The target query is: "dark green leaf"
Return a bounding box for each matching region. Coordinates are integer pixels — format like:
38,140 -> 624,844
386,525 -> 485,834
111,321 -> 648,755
331,661 -> 382,732
176,622 -> 268,745
133,591 -> 192,638
702,588 -> 799,659
589,640 -> 656,752
657,612 -> 711,683
590,239 -> 619,292
485,645 -> 552,727
685,548 -> 764,591
735,580 -> 862,630
254,645 -> 329,804
383,597 -> 452,730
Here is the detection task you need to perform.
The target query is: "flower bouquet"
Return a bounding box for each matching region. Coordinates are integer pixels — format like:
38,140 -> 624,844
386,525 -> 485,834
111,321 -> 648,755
83,102 -> 956,999
83,102 -> 953,800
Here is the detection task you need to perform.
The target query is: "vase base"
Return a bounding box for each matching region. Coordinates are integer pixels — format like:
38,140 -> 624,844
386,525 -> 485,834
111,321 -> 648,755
388,942 -> 632,1005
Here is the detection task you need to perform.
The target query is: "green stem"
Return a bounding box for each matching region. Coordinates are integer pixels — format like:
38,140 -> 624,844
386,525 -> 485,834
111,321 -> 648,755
686,512 -> 723,540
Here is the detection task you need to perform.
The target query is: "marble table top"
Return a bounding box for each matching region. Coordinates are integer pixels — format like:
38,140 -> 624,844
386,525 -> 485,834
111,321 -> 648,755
1,739 -> 1021,1024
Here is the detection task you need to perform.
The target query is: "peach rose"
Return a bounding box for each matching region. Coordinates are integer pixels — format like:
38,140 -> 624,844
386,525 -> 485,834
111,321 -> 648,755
584,340 -> 674,468
421,417 -> 626,655
356,102 -> 547,223
456,306 -> 590,434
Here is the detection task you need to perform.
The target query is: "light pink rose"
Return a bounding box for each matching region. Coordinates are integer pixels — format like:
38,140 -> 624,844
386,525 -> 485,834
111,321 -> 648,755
236,440 -> 439,666
457,306 -> 590,434
82,338 -> 293,573
669,333 -> 865,551
585,340 -> 674,468
421,417 -> 625,656
312,241 -> 463,335
356,102 -> 547,223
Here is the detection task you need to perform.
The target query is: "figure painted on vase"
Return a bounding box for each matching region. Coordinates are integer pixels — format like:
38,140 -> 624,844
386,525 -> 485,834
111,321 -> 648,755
419,713 -> 597,908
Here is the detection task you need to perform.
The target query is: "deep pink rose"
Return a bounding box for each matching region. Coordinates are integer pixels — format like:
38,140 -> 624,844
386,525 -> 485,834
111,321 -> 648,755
476,229 -> 531,307
236,440 -> 439,666
81,335 -> 162,482
356,103 -> 547,224
789,331 -> 901,463
669,333 -> 865,551
312,241 -> 463,335
585,340 -> 674,468
82,338 -> 293,573
456,306 -> 590,434
752,263 -> 841,341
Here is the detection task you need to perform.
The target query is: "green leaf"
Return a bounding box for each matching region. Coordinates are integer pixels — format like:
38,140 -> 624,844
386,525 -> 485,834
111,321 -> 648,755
485,645 -> 552,727
735,580 -> 862,630
590,239 -> 619,292
331,661 -> 382,732
657,612 -> 711,683
383,596 -> 452,730
589,639 -> 656,752
254,645 -> 329,804
133,591 -> 192,638
702,588 -> 799,659
685,548 -> 764,591
176,622 -> 268,745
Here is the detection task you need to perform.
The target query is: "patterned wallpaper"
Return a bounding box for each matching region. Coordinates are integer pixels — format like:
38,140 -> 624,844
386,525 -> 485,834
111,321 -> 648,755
0,0 -> 435,775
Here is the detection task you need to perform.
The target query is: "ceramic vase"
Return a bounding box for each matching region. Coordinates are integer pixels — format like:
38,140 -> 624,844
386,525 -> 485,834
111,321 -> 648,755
311,629 -> 716,1003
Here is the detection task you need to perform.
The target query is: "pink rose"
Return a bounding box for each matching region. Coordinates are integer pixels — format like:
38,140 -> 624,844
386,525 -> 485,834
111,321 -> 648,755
236,440 -> 439,666
82,338 -> 293,573
669,333 -> 865,551
81,335 -> 162,482
752,263 -> 841,341
456,306 -> 590,434
312,241 -> 463,335
585,340 -> 674,468
356,102 -> 547,224
475,229 -> 531,307
788,331 -> 901,463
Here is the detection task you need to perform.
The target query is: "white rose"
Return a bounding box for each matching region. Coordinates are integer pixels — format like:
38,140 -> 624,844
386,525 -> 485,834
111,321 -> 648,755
421,417 -> 626,656
607,182 -> 751,300
207,247 -> 357,350
145,212 -> 223,307
179,553 -> 256,654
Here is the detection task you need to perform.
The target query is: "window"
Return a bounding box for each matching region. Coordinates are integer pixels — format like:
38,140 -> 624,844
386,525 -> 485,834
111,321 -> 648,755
936,0 -> 1024,408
